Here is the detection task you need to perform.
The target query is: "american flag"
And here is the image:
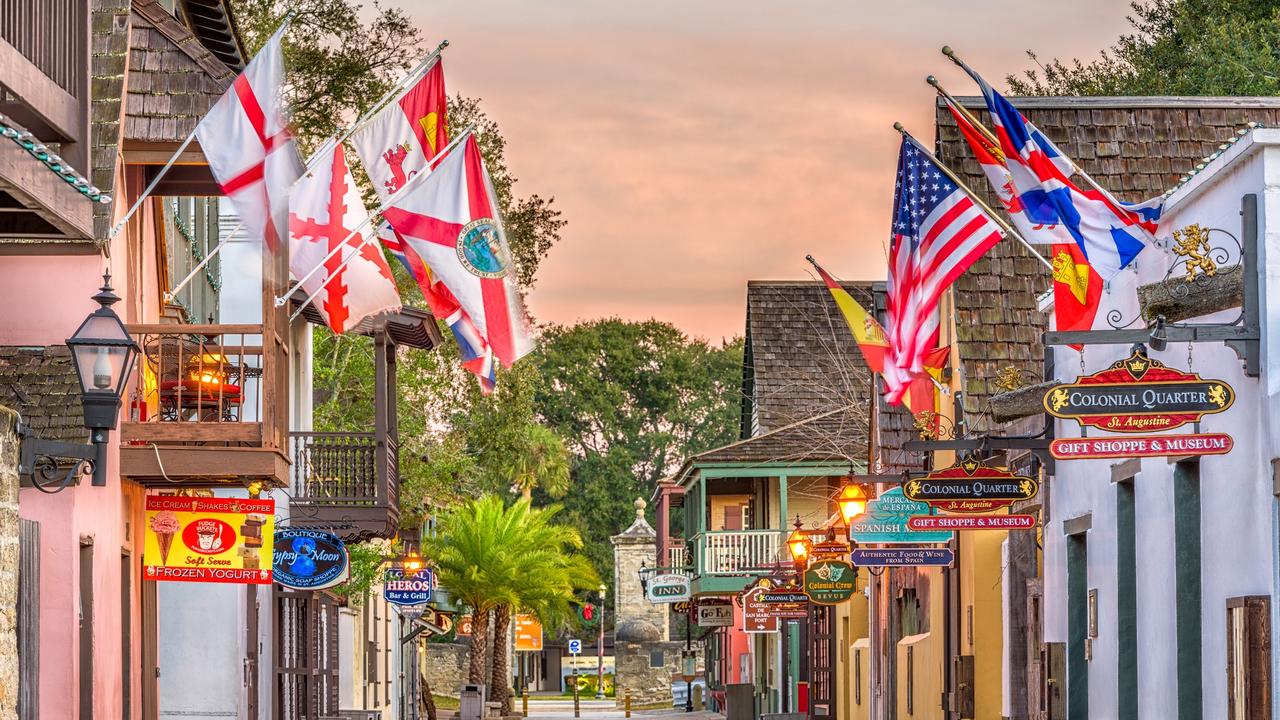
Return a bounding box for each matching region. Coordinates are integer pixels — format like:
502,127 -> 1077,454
884,136 -> 1002,403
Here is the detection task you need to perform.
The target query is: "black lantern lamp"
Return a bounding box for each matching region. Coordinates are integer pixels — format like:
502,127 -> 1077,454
20,273 -> 138,489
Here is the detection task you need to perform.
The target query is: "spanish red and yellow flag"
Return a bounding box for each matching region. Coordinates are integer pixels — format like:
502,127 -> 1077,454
811,256 -> 946,415
1051,242 -> 1102,350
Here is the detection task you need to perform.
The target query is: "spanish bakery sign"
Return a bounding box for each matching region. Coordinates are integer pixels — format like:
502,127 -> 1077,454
144,496 -> 274,584
1049,433 -> 1233,460
902,457 -> 1038,514
1043,347 -> 1234,433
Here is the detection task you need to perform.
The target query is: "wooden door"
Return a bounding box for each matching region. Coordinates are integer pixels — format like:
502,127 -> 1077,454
1027,579 -> 1044,719
245,586 -> 259,720
808,603 -> 835,718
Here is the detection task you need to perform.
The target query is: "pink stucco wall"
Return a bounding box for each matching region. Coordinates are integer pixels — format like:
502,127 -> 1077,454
9,188 -> 158,720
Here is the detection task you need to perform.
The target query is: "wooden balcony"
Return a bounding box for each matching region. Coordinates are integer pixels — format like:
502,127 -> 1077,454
695,529 -> 785,576
118,323 -> 290,487
286,431 -> 399,542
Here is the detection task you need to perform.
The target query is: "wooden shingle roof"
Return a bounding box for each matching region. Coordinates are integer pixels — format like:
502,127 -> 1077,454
695,406 -> 867,466
0,346 -> 86,444
126,0 -> 235,144
935,96 -> 1280,432
742,280 -> 875,437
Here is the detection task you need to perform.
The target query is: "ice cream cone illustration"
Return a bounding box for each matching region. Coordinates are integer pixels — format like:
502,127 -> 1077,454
149,510 -> 181,565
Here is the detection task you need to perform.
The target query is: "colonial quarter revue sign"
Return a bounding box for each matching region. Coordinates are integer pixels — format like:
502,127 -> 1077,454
1043,347 -> 1234,433
903,457 -> 1038,513
803,559 -> 857,605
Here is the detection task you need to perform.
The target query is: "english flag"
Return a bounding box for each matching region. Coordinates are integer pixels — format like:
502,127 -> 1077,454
288,144 -> 401,334
380,131 -> 534,367
194,25 -> 302,250
350,57 -> 449,199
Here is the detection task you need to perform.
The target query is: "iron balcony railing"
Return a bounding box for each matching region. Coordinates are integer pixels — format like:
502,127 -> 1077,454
289,432 -> 381,505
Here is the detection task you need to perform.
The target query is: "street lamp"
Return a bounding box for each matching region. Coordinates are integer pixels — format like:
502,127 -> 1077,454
596,583 -> 607,699
836,483 -> 869,525
786,516 -> 812,572
401,549 -> 425,576
20,273 -> 138,489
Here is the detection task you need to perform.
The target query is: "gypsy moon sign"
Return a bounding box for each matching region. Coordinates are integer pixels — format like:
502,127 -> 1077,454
1043,347 -> 1233,433
1050,433 -> 1233,460
903,457 -> 1038,514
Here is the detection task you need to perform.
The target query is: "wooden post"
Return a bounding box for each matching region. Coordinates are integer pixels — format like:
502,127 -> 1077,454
625,690 -> 631,717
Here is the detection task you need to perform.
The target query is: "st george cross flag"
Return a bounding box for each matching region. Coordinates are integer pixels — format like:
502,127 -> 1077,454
288,144 -> 401,334
963,69 -> 1162,280
884,136 -> 1003,404
380,131 -> 534,367
195,25 -> 302,250
350,57 -> 448,199
380,224 -> 497,391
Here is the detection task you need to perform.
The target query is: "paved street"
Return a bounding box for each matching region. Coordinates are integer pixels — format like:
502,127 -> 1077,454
522,701 -> 721,719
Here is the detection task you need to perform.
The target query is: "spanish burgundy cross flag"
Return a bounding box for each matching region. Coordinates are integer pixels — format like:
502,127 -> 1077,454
288,144 -> 401,334
194,25 -> 302,250
380,131 -> 534,367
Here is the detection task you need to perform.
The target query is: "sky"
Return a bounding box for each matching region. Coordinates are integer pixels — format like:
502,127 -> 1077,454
408,1 -> 1136,341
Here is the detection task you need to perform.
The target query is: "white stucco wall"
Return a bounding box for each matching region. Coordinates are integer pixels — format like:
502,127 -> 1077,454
1043,130 -> 1280,719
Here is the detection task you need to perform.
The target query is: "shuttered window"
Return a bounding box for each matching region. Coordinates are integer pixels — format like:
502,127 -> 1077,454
1226,596 -> 1270,720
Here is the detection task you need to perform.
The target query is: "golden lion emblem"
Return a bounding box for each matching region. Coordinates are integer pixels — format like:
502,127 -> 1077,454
1172,224 -> 1217,283
1208,384 -> 1227,408
1049,387 -> 1070,412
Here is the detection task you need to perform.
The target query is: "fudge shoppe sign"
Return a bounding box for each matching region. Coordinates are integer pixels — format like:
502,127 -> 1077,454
144,496 -> 274,584
1043,347 -> 1234,434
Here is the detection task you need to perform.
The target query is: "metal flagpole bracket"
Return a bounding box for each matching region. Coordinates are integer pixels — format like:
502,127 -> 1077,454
1042,194 -> 1261,378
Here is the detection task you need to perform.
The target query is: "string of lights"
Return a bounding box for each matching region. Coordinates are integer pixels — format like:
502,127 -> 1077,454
0,112 -> 111,204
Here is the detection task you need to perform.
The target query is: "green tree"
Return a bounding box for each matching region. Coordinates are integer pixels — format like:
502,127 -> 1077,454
1009,0 -> 1280,96
531,319 -> 744,588
503,424 -> 572,501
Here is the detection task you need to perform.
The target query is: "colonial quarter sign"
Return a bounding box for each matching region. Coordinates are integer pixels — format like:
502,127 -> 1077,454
903,457 -> 1038,513
1043,347 -> 1234,433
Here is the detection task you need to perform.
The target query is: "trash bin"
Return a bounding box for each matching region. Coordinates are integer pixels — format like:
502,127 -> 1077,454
725,683 -> 754,720
459,683 -> 487,720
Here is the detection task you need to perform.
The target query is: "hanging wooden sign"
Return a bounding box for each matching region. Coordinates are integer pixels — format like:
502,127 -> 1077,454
907,514 -> 1037,530
851,547 -> 955,567
803,559 -> 857,605
903,457 -> 1038,513
1049,433 -> 1233,460
1043,347 -> 1234,433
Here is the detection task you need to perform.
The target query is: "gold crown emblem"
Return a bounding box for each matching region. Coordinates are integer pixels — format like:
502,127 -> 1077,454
1127,357 -> 1149,374
961,456 -> 981,474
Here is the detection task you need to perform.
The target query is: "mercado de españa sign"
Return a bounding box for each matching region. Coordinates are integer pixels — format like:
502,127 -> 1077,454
902,457 -> 1038,513
1043,347 -> 1234,433
849,488 -> 953,544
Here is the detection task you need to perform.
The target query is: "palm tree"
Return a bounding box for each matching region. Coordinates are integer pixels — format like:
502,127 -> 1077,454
503,424 -> 572,501
425,495 -> 524,683
488,502 -> 600,713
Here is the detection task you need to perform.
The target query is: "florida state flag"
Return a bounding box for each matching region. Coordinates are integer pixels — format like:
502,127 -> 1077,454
1051,242 -> 1102,350
380,131 -> 534,366
289,144 -> 401,334
350,57 -> 448,200
194,25 -> 302,250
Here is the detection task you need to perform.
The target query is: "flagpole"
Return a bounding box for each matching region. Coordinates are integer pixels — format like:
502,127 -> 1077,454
164,40 -> 452,301
940,46 -> 1119,206
110,16 -> 297,239
926,75 -> 1000,148
275,124 -> 476,311
893,122 -> 1053,271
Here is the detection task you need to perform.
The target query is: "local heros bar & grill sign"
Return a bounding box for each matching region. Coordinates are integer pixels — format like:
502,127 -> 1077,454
144,496 -> 274,584
272,529 -> 349,591
1043,347 -> 1234,434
